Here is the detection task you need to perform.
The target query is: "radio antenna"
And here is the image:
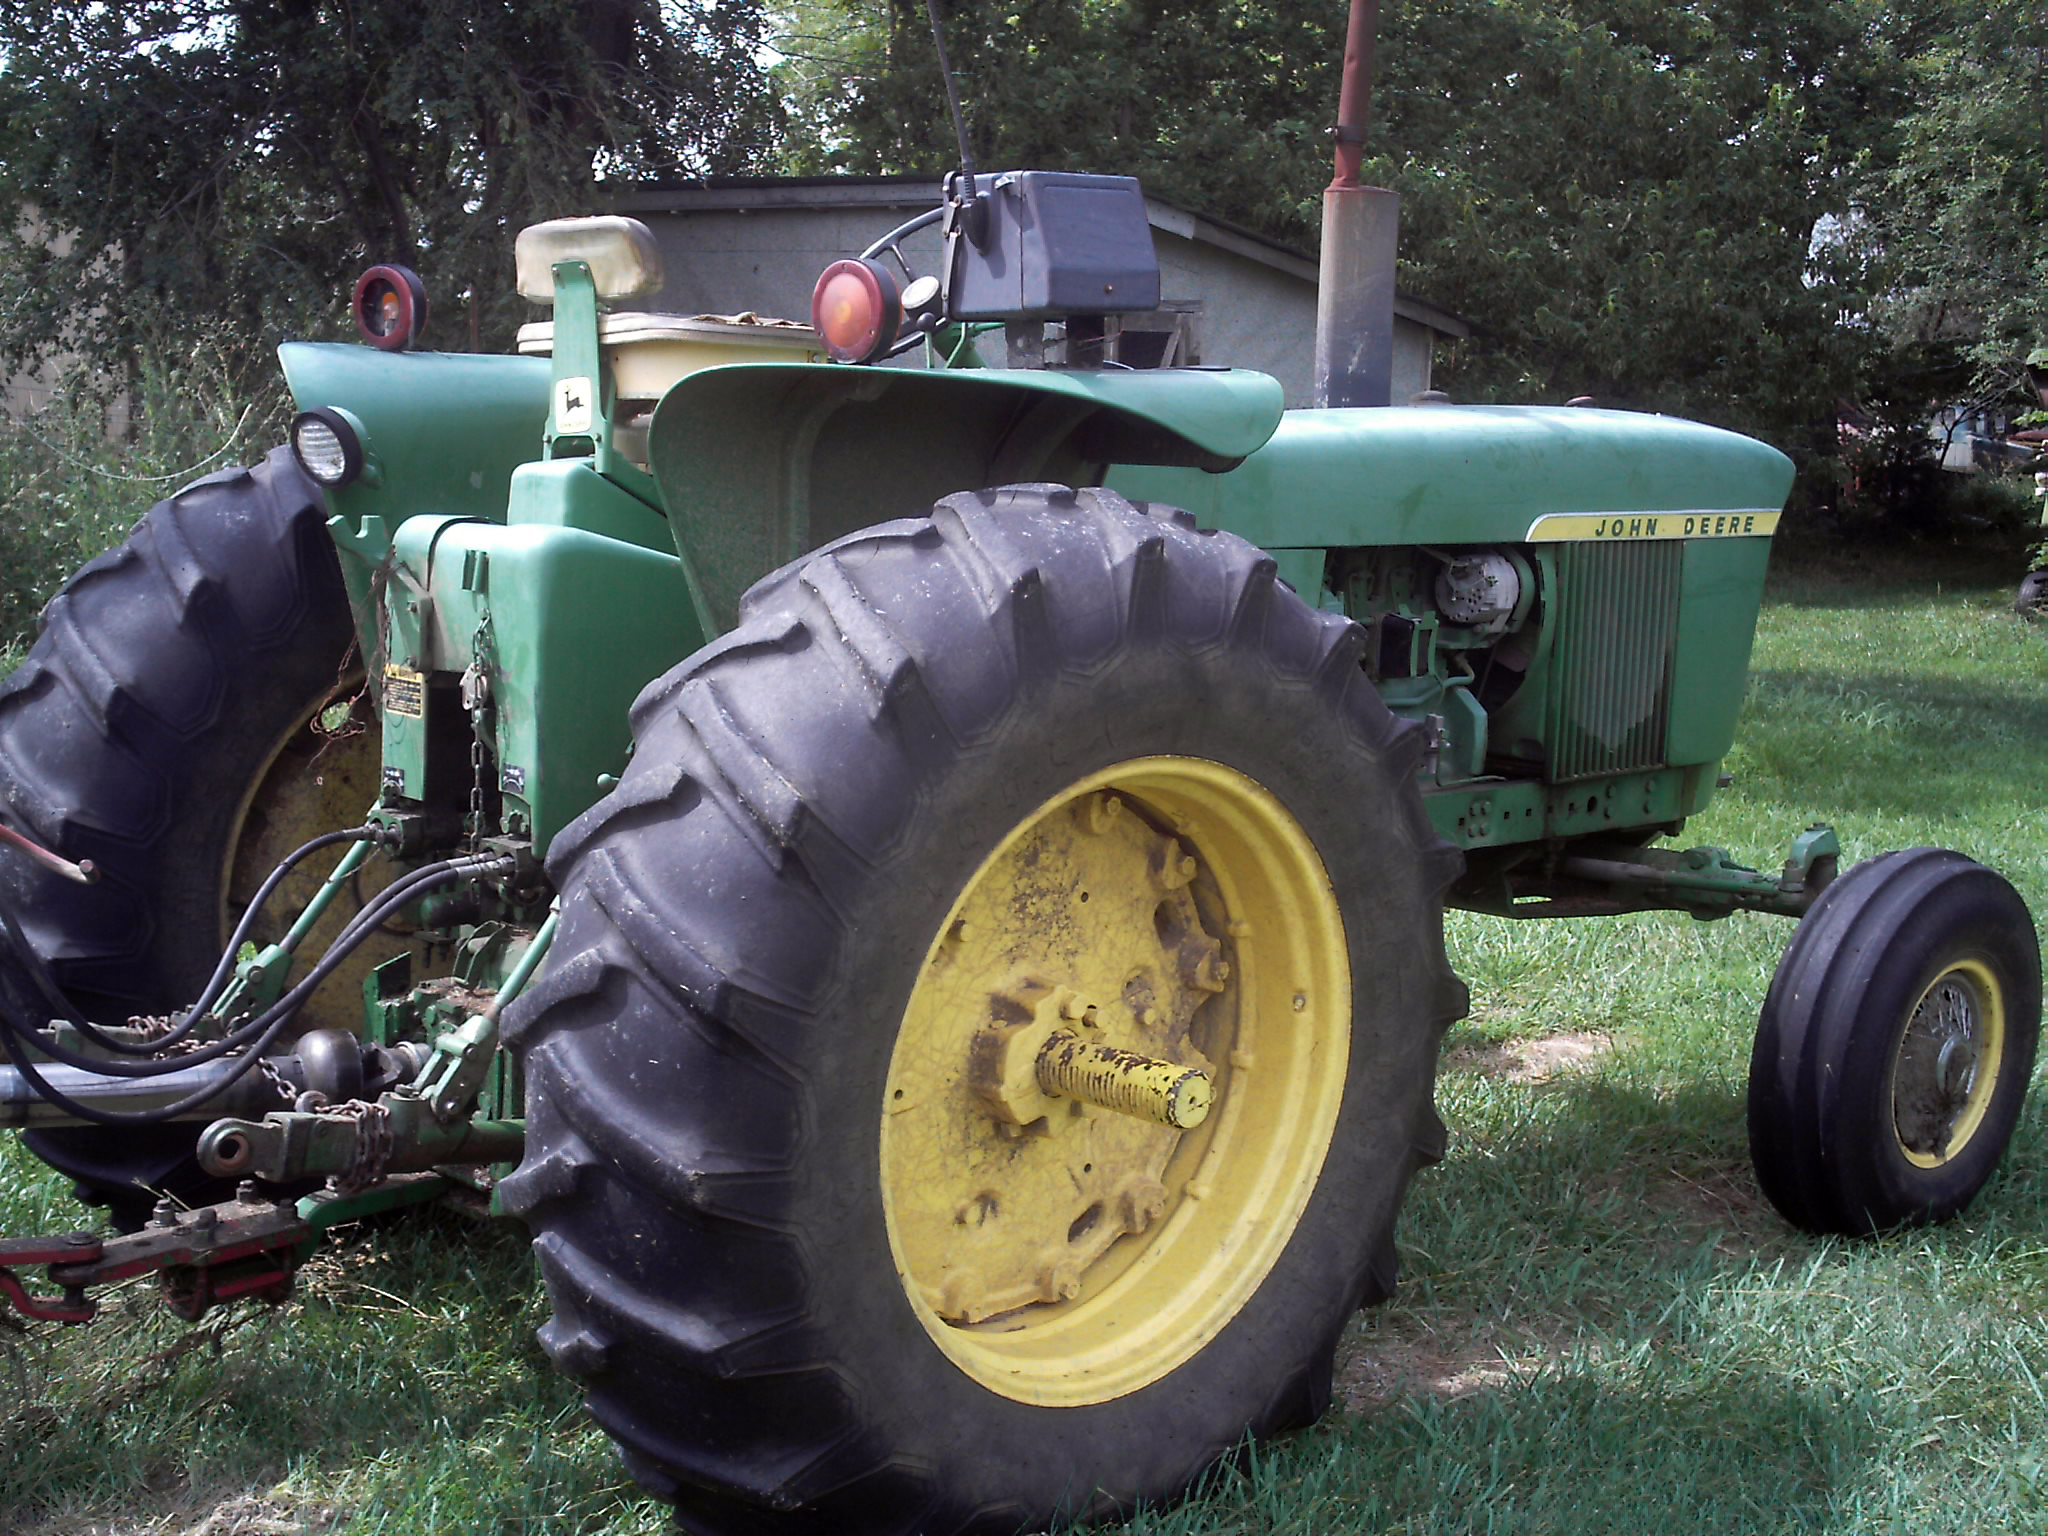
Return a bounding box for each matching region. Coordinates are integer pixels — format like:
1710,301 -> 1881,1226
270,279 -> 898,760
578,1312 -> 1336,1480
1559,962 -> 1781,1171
925,0 -> 975,179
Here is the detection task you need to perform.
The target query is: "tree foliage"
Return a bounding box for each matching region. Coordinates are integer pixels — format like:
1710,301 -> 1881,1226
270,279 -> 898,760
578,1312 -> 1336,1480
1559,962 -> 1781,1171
1855,1 -> 2047,397
776,0 -> 1924,448
0,0 -> 775,380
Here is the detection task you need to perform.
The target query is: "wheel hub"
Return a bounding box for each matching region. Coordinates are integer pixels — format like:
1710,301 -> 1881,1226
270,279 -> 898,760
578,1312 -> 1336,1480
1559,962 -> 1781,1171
1893,962 -> 2006,1166
880,758 -> 1349,1406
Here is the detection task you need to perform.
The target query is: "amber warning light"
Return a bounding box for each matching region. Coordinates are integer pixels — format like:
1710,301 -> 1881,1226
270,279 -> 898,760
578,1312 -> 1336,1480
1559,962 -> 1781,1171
810,259 -> 901,365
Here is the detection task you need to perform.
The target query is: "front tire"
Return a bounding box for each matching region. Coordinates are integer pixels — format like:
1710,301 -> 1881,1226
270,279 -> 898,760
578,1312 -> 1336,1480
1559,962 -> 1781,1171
2016,568 -> 2048,619
504,486 -> 1465,1535
1748,848 -> 2041,1235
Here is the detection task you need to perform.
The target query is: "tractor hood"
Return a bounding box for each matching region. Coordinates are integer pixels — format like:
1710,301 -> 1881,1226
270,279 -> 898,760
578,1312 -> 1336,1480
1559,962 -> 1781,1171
646,361 -> 1284,634
1111,404 -> 1797,548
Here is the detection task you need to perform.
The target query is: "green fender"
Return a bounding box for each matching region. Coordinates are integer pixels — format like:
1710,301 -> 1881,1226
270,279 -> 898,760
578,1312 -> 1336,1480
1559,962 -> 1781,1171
278,342 -> 552,533
645,361 -> 1285,636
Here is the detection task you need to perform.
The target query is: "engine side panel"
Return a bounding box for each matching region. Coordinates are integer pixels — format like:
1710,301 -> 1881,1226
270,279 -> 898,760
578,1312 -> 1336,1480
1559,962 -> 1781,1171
1109,403 -> 1795,858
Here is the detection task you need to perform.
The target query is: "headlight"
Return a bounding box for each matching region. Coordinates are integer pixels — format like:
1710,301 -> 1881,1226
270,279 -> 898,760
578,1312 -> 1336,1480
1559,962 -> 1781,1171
290,407 -> 367,488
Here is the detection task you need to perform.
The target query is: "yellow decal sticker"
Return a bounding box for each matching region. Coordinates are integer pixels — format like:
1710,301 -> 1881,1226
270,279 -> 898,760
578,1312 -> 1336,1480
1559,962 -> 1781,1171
553,376 -> 595,435
383,664 -> 425,720
1524,510 -> 1781,542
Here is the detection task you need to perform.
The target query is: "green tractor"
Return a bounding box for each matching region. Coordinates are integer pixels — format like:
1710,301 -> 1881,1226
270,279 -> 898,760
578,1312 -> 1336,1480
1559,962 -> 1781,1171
0,166 -> 2038,1536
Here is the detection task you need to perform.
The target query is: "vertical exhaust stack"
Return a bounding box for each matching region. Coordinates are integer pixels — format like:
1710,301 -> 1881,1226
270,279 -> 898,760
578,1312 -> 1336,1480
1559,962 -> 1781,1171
1313,0 -> 1400,408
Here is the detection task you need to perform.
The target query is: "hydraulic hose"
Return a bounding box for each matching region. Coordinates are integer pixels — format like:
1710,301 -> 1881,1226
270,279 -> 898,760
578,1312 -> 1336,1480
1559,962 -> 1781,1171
0,853 -> 514,1125
179,825 -> 390,1040
9,826 -> 389,1059
0,851 -> 509,1079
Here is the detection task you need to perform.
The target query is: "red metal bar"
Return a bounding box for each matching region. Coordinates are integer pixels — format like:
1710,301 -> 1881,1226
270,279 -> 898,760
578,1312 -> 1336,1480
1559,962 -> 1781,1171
1329,0 -> 1381,189
0,821 -> 97,884
0,1199 -> 310,1327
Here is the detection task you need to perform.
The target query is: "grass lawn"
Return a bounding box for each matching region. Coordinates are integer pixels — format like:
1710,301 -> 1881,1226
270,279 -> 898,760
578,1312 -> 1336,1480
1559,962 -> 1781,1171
2,539 -> 2044,1535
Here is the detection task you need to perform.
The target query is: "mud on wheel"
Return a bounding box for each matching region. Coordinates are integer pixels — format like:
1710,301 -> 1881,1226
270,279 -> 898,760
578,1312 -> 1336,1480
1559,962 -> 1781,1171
0,449 -> 375,1224
1748,847 -> 2042,1236
504,485 -> 1466,1536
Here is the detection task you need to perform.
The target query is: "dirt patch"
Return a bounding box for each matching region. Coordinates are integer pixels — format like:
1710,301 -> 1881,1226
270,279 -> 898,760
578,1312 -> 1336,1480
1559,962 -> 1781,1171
1643,1162 -> 1769,1226
1633,1160 -> 1782,1254
1335,1318 -> 1572,1413
173,1496 -> 335,1536
1441,1030 -> 1612,1083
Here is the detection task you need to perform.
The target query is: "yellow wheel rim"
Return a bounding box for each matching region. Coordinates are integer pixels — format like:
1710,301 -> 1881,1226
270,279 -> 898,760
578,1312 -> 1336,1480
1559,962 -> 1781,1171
1893,958 -> 2006,1169
880,756 -> 1349,1407
222,682 -> 401,1032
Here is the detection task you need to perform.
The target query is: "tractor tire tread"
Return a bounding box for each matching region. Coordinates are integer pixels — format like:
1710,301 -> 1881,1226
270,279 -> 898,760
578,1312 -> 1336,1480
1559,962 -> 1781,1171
0,448 -> 352,1221
506,485 -> 1465,1535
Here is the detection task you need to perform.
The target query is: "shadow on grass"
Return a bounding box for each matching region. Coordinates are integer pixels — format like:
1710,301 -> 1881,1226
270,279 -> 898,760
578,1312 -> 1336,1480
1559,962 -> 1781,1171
1232,1062 -> 2048,1536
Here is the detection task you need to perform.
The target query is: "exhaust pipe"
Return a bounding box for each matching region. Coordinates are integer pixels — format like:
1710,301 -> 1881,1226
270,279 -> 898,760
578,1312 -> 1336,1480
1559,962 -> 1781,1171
1312,0 -> 1400,408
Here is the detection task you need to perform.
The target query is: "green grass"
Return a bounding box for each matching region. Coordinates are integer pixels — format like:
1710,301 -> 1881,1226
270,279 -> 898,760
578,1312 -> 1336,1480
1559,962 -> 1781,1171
2,543 -> 2045,1534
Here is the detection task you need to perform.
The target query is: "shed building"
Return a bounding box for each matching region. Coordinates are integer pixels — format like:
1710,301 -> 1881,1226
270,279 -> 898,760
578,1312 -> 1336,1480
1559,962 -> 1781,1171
609,177 -> 1465,407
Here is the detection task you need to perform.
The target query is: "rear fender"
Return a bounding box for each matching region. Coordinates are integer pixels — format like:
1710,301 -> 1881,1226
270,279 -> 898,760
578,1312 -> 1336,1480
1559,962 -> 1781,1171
278,341 -> 552,651
645,362 -> 1284,635
278,342 -> 552,541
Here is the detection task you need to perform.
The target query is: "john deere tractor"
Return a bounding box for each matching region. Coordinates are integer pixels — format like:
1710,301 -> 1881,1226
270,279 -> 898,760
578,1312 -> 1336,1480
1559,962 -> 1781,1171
0,167 -> 2037,1536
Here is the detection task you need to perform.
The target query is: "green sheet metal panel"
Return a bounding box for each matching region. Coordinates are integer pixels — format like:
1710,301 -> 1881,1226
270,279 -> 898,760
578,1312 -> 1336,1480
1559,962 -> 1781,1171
463,519 -> 701,851
1108,404 -> 1793,548
383,472 -> 701,854
646,361 -> 1286,636
1667,535 -> 1775,766
278,343 -> 551,530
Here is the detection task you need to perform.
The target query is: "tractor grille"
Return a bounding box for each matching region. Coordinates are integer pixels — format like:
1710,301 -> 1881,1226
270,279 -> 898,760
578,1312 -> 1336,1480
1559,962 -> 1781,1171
1544,541 -> 1681,781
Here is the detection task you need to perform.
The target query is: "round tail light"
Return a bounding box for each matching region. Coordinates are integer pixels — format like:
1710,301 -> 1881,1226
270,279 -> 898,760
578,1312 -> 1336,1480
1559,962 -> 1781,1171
811,259 -> 901,365
353,264 -> 428,351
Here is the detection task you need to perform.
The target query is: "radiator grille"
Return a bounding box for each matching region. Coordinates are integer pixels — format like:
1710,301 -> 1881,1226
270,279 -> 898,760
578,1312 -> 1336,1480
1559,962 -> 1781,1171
1545,541 -> 1682,780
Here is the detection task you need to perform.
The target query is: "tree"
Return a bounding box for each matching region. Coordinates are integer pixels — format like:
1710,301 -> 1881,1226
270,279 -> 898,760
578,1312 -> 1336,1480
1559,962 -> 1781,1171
1379,0 -> 1915,440
776,0 -> 1912,448
0,0 -> 776,384
1855,0 -> 2047,401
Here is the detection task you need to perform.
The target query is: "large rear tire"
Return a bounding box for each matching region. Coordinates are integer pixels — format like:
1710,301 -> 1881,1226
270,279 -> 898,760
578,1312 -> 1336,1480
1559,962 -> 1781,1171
504,486 -> 1465,1535
1748,848 -> 2041,1235
0,449 -> 372,1224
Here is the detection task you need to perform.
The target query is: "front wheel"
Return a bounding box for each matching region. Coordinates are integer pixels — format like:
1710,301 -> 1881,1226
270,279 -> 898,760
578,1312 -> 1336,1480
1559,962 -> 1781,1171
504,486 -> 1465,1535
1748,848 -> 2041,1235
2016,568 -> 2048,619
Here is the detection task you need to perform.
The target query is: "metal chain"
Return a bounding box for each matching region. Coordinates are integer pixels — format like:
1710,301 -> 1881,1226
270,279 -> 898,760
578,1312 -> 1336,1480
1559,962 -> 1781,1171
325,1099 -> 395,1196
463,613 -> 495,850
256,1056 -> 296,1107
127,1013 -> 179,1042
